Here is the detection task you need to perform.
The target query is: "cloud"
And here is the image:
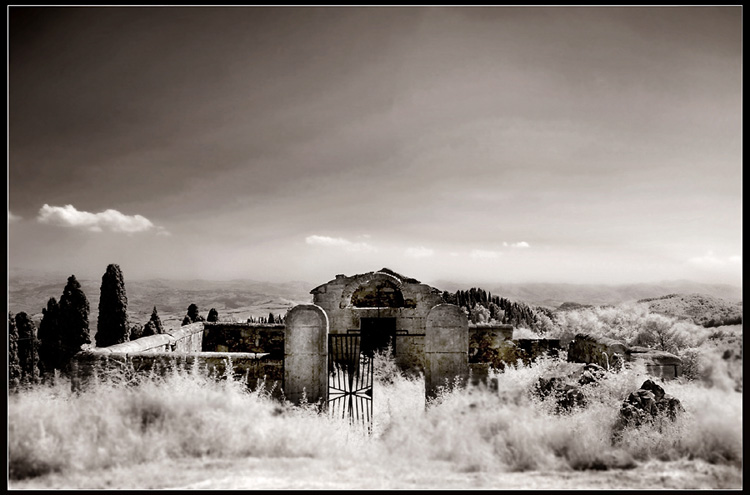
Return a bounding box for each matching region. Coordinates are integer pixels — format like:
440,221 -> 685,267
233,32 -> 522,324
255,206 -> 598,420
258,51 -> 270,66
405,246 -> 434,259
37,204 -> 165,234
8,211 -> 21,222
688,251 -> 741,266
470,249 -> 501,259
503,241 -> 530,248
305,235 -> 376,253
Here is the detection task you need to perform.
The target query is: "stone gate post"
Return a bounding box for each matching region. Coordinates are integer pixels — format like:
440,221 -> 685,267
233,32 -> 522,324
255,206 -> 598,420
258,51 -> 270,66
284,304 -> 328,405
425,304 -> 469,400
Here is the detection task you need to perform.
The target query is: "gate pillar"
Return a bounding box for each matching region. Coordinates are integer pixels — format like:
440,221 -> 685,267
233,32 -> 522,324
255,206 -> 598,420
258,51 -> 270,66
425,304 -> 469,401
284,304 -> 328,405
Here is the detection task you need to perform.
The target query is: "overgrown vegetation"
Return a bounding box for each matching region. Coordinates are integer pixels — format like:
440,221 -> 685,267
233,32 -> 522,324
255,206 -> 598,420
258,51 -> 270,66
9,349 -> 742,483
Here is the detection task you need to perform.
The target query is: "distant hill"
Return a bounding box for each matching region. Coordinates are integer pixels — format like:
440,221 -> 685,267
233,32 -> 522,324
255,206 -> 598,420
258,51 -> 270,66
639,293 -> 743,327
431,280 -> 742,308
8,271 -> 314,333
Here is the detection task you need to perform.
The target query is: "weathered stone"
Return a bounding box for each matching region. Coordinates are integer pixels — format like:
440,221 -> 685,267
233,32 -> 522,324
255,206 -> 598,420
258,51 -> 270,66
425,304 -> 469,399
568,334 -> 629,370
284,305 -> 328,405
612,379 -> 685,443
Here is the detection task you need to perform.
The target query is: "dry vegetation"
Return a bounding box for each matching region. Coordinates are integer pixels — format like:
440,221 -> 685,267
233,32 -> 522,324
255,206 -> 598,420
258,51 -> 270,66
9,345 -> 742,489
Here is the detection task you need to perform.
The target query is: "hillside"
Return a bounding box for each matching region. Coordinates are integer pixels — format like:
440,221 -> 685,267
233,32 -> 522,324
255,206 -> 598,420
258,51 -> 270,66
8,272 -> 314,333
432,280 -> 742,308
639,293 -> 743,327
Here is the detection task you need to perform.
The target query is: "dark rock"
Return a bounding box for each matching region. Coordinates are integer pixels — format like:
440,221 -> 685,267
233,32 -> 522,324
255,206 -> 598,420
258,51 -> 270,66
612,379 -> 684,444
535,375 -> 586,412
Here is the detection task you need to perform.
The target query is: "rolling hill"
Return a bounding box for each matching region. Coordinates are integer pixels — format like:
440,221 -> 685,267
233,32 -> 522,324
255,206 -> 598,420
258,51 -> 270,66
639,293 -> 743,327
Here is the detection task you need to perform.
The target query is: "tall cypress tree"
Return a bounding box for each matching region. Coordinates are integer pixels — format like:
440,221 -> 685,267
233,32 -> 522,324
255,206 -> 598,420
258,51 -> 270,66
207,308 -> 219,323
15,312 -> 40,384
96,264 -> 130,347
59,275 -> 91,367
182,303 -> 205,326
8,312 -> 21,389
38,297 -> 62,374
142,306 -> 164,336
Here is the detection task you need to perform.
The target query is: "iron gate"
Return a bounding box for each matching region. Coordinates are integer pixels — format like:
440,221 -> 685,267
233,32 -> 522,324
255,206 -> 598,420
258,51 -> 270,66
328,334 -> 373,428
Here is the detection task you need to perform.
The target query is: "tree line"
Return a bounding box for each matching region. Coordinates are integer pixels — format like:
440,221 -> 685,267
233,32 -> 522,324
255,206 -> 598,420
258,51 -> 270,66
9,263 -> 289,389
8,264 -> 165,390
441,287 -> 556,332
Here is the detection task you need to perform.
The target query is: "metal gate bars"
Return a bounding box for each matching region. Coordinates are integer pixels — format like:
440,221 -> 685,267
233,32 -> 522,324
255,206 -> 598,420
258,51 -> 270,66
328,334 -> 373,429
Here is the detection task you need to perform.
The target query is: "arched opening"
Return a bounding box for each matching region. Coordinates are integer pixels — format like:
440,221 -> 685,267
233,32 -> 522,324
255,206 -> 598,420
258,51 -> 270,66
351,280 -> 405,308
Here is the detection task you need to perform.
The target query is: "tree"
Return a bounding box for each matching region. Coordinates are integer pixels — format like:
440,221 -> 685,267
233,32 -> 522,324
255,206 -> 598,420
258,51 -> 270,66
182,303 -> 205,326
8,312 -> 21,389
15,312 -> 40,384
207,308 -> 219,323
142,307 -> 164,336
96,264 -> 130,347
59,275 -> 91,367
130,323 -> 144,340
268,312 -> 275,325
38,297 -> 62,374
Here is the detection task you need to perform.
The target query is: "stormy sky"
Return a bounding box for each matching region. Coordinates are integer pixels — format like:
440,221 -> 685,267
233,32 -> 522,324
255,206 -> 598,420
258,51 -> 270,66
8,6 -> 742,286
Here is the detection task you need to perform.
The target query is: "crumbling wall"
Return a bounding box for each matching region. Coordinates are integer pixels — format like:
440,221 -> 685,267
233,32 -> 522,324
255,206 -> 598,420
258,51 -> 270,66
568,334 -> 683,378
98,322 -> 205,354
70,350 -> 283,396
202,322 -> 285,357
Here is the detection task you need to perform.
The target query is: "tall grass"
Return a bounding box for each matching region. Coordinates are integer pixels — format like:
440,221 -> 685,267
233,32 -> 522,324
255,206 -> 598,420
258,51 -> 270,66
9,352 -> 742,482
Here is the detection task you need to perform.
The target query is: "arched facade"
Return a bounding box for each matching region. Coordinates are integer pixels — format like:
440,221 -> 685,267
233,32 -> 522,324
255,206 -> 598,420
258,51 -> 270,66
310,268 -> 450,371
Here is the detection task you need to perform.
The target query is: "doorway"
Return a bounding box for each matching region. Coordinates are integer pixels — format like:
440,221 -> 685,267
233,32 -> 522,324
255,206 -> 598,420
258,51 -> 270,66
360,317 -> 397,357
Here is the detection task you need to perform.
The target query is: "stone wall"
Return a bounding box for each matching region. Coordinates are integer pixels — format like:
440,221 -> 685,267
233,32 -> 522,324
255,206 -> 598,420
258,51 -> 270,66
568,334 -> 683,379
468,324 -> 514,364
94,322 -> 206,354
202,322 -> 285,357
71,350 -> 284,396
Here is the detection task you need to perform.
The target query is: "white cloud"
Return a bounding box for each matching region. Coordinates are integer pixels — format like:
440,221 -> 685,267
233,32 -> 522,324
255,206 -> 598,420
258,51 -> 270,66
688,251 -> 741,266
8,211 -> 21,222
510,241 -> 530,248
470,249 -> 501,259
405,246 -> 434,259
305,235 -> 376,253
37,204 -> 166,234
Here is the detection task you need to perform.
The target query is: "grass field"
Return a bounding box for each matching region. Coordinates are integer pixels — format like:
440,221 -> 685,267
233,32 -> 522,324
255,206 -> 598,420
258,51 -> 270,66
8,351 -> 743,489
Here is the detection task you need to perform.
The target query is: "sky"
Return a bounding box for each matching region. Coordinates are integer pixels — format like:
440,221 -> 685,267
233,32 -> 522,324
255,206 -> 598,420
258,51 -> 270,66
8,6 -> 742,287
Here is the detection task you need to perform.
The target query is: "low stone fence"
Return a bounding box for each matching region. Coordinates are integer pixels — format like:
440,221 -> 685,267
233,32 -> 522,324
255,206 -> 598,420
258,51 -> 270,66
568,334 -> 683,379
95,322 -> 206,354
71,349 -> 284,397
202,322 -> 285,357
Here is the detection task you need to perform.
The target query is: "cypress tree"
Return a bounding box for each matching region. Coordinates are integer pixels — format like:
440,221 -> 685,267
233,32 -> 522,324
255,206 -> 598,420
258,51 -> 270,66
38,297 -> 62,374
96,264 -> 130,347
207,308 -> 219,323
59,275 -> 91,367
15,312 -> 40,384
182,303 -> 205,325
142,307 -> 164,336
268,312 -> 275,325
131,323 -> 144,340
8,312 -> 21,389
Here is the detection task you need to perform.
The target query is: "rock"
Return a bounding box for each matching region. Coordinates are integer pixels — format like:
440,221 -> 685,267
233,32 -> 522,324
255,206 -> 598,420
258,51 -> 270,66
578,363 -> 606,386
534,374 -> 586,413
612,379 -> 684,443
